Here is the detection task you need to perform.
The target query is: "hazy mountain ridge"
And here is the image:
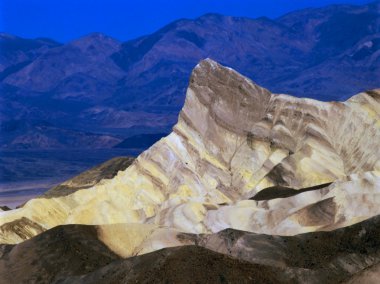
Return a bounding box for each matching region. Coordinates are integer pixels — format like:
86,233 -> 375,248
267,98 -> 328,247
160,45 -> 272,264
0,2 -> 379,149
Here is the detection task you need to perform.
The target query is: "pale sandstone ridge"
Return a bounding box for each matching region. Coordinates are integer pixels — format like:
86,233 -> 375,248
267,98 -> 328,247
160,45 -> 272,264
1,59 -> 380,243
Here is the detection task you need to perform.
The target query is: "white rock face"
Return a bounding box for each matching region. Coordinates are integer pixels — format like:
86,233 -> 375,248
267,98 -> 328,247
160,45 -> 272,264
205,170 -> 380,234
1,59 -> 380,244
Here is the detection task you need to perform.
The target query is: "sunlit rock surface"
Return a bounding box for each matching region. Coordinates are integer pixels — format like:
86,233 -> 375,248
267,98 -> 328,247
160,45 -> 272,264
1,59 -> 380,245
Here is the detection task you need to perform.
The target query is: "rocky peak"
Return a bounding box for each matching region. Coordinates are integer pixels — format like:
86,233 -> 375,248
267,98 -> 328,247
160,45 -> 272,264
0,60 -> 379,243
182,58 -> 272,136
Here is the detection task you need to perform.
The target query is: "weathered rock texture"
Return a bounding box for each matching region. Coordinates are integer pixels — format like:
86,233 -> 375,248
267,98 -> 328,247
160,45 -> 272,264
1,59 -> 380,245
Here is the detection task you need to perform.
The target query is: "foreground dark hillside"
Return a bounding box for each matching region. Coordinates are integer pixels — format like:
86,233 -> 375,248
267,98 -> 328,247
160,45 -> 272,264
1,215 -> 379,283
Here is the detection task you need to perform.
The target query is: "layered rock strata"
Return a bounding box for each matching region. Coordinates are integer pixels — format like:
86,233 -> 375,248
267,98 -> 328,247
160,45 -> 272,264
1,59 -> 379,244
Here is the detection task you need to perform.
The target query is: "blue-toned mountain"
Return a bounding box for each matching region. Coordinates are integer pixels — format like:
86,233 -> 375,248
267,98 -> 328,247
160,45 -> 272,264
1,2 -> 379,148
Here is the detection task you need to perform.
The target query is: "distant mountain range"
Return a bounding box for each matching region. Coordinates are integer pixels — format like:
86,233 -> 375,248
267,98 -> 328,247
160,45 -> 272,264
0,1 -> 379,149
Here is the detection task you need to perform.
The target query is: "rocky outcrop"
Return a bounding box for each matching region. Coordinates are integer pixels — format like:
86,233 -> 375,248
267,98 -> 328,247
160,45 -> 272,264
43,157 -> 135,198
1,59 -> 379,245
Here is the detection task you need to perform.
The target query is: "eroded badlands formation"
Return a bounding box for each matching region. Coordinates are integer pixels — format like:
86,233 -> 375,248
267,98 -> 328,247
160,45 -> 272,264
1,59 -> 380,282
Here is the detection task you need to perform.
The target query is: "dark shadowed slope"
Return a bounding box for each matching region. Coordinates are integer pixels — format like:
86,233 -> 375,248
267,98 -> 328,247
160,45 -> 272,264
250,182 -> 333,200
0,225 -> 121,284
0,215 -> 379,283
43,156 -> 135,198
59,246 -> 285,284
194,215 -> 380,283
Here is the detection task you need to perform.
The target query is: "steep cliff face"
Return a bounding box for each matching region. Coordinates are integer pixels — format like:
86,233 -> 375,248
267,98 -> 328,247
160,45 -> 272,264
1,59 -> 379,244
